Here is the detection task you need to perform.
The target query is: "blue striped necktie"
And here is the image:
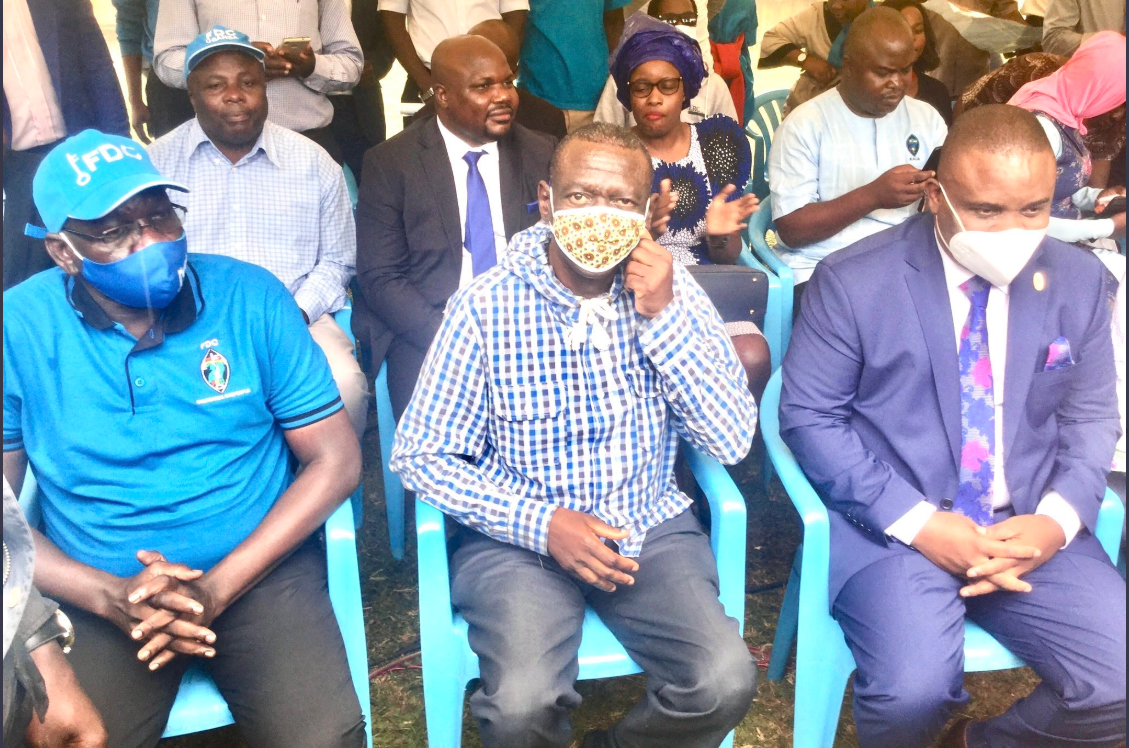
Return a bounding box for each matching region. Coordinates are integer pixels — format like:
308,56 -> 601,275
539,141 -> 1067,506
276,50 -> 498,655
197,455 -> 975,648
463,151 -> 496,277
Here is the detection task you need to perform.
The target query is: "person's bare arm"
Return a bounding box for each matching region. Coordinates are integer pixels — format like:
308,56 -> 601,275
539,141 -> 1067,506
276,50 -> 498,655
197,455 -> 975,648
604,8 -> 625,53
502,10 -> 527,45
120,54 -> 151,144
24,642 -> 108,748
775,165 -> 933,248
379,10 -> 433,93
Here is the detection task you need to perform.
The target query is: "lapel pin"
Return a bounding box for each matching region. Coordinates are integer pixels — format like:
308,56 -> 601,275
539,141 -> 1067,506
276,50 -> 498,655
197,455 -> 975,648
1033,271 -> 1046,292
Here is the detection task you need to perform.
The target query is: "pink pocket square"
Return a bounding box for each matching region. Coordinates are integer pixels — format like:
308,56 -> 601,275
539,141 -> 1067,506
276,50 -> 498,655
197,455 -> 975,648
1044,336 -> 1075,371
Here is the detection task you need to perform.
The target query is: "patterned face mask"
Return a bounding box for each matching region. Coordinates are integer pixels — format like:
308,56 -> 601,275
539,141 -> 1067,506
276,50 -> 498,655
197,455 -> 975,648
548,189 -> 649,275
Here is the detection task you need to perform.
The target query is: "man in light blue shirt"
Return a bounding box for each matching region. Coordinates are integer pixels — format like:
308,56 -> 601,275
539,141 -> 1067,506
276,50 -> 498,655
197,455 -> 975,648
148,28 -> 368,436
768,8 -> 946,290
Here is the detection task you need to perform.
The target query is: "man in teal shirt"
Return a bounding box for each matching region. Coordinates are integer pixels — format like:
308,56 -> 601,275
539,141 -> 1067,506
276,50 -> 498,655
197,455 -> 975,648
519,0 -> 631,130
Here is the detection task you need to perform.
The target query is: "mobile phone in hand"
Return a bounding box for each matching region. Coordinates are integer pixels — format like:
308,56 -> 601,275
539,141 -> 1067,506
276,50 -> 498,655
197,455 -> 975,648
278,36 -> 311,58
1097,196 -> 1127,215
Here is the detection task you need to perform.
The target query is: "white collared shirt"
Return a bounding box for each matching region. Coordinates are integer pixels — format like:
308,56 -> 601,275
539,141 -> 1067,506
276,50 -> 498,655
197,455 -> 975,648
2,0 -> 66,151
435,117 -> 508,290
377,0 -> 529,68
886,236 -> 1082,545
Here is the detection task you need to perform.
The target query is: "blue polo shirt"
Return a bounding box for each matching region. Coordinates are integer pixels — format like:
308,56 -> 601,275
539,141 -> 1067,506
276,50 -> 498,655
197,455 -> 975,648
3,255 -> 343,577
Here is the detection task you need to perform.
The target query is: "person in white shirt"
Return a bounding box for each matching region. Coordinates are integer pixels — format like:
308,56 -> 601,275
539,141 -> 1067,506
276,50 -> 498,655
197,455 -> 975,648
379,0 -> 528,108
768,7 -> 946,306
595,0 -> 739,127
353,35 -> 554,417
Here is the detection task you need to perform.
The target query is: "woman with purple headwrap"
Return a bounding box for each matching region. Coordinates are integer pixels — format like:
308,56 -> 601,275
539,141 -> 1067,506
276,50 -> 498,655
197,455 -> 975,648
611,13 -> 770,397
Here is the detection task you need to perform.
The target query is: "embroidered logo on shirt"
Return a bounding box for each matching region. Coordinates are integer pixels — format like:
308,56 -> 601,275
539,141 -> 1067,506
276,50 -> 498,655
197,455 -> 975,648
906,134 -> 920,158
200,349 -> 230,394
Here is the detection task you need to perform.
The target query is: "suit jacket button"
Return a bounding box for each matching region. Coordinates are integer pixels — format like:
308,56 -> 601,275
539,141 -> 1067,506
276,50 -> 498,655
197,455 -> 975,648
940,499 -> 954,510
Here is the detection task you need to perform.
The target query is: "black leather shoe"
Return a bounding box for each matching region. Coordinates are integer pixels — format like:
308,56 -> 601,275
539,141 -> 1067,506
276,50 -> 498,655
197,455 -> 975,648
940,717 -> 972,748
580,729 -> 611,748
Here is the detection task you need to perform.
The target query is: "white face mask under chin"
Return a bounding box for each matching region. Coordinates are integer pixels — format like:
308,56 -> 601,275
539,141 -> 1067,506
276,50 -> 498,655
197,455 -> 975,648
935,182 -> 1046,289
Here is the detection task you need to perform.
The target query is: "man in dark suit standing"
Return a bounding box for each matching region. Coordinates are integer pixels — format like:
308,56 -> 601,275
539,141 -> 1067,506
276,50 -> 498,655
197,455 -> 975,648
780,104 -> 1125,748
3,0 -> 129,290
354,34 -> 555,416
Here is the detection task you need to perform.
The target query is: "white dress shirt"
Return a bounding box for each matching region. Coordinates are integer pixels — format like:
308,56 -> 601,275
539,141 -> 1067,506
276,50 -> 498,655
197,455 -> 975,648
2,0 -> 66,151
377,0 -> 529,68
885,240 -> 1083,545
436,118 -> 508,290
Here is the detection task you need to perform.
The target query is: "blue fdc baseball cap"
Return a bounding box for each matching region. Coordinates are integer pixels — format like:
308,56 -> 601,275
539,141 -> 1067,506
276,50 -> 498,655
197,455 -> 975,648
27,129 -> 187,237
185,25 -> 266,80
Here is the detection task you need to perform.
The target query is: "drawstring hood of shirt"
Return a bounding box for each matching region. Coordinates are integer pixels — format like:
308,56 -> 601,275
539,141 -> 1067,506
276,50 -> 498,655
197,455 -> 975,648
504,222 -> 627,352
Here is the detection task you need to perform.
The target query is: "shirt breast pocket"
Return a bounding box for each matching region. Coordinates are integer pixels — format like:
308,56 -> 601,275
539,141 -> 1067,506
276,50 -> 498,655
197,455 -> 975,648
492,384 -> 567,470
1025,365 -> 1075,427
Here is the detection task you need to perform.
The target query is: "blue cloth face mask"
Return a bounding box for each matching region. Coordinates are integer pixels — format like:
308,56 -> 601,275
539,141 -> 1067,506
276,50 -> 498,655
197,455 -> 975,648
63,234 -> 188,309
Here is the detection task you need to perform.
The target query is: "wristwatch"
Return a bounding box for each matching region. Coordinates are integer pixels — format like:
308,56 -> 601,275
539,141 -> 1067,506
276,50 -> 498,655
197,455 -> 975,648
796,50 -> 809,65
420,87 -> 435,103
25,608 -> 75,655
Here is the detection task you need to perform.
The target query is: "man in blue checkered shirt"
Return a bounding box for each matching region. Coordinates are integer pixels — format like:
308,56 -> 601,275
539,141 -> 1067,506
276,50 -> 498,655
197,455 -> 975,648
393,123 -> 759,748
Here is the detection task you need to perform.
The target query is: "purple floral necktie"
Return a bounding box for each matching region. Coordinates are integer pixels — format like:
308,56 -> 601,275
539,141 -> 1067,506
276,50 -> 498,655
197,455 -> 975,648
955,276 -> 995,526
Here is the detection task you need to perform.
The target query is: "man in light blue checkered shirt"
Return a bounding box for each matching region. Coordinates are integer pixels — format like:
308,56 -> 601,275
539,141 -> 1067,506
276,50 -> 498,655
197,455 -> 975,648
393,124 -> 759,748
148,28 -> 368,436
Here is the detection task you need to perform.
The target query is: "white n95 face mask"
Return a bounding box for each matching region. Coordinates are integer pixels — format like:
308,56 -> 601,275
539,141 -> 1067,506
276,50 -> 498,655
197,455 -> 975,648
935,182 -> 1045,289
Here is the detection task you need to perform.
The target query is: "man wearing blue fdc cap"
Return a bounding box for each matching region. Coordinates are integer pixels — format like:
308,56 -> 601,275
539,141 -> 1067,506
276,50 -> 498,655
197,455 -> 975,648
3,129 -> 366,747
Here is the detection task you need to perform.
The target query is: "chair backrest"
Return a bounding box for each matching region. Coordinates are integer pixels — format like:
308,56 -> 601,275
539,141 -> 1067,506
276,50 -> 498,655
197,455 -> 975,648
686,264 -> 769,332
745,90 -> 789,198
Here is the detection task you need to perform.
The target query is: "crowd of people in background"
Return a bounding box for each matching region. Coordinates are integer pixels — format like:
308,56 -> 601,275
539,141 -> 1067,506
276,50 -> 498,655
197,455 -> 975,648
2,0 -> 1126,746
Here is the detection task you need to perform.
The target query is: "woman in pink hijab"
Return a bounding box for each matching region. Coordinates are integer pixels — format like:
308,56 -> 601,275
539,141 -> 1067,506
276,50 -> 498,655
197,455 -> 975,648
1008,31 -> 1127,247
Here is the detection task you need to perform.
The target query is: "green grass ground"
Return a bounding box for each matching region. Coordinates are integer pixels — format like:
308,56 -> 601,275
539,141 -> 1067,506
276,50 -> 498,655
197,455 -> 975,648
161,429 -> 1041,748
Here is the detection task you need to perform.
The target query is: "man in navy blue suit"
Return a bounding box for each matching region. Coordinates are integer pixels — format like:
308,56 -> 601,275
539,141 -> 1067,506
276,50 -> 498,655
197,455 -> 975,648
780,104 -> 1125,748
3,0 -> 130,290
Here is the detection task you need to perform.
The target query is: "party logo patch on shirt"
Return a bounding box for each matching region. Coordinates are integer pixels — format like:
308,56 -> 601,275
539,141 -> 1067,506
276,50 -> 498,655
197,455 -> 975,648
200,348 -> 230,395
906,134 -> 920,158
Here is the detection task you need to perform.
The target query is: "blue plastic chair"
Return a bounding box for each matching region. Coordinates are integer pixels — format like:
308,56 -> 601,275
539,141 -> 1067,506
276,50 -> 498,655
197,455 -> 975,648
375,361 -> 407,560
744,195 -> 794,361
416,442 -> 748,748
16,468 -> 373,745
331,304 -> 366,527
745,90 -> 789,199
343,164 -> 359,212
757,370 -> 1126,748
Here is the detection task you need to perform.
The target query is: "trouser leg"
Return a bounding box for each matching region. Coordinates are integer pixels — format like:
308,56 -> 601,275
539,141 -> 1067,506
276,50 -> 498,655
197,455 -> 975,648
966,551 -> 1127,748
832,549 -> 968,748
144,71 -> 195,139
59,604 -> 187,748
451,530 -> 586,748
208,538 -> 366,748
586,510 -> 757,748
308,313 -> 369,438
387,336 -> 429,421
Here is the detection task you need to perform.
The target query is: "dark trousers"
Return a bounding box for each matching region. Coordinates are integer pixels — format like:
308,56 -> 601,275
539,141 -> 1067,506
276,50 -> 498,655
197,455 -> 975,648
451,510 -> 757,748
144,72 -> 195,139
62,539 -> 365,748
3,142 -> 58,290
833,546 -> 1126,748
299,125 -> 345,167
329,85 -> 386,186
387,336 -> 429,421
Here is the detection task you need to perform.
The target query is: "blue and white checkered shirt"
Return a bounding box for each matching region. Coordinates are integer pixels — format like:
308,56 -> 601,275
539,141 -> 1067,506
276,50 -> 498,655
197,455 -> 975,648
148,119 -> 355,322
391,223 -> 757,557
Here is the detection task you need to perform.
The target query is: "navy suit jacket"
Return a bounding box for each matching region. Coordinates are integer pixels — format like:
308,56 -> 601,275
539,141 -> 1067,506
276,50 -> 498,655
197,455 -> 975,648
2,0 -> 129,147
779,213 -> 1120,602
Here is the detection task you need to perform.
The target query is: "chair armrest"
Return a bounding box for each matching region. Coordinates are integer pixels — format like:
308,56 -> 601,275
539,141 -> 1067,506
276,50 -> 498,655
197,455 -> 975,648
683,443 -> 747,632
1096,487 -> 1125,564
416,498 -> 456,634
759,373 -> 832,618
323,499 -> 372,733
17,466 -> 42,527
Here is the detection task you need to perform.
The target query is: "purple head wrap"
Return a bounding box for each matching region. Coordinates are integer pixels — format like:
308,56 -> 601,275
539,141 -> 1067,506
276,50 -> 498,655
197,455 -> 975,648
609,13 -> 707,111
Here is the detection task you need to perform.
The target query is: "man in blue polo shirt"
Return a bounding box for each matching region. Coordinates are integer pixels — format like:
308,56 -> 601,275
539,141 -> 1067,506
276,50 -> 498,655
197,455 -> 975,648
2,130 -> 365,748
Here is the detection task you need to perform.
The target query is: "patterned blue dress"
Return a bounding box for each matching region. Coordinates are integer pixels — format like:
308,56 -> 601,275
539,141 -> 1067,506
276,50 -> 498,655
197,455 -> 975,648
651,115 -> 752,266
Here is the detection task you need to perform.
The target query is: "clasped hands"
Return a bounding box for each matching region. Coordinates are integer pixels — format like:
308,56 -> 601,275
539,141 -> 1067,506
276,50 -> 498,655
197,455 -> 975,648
106,550 -> 224,672
250,42 -> 316,80
911,512 -> 1066,598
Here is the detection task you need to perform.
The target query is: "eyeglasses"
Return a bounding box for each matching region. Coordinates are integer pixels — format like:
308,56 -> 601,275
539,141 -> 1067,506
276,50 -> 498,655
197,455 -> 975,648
654,12 -> 698,26
64,205 -> 187,250
628,77 -> 684,99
